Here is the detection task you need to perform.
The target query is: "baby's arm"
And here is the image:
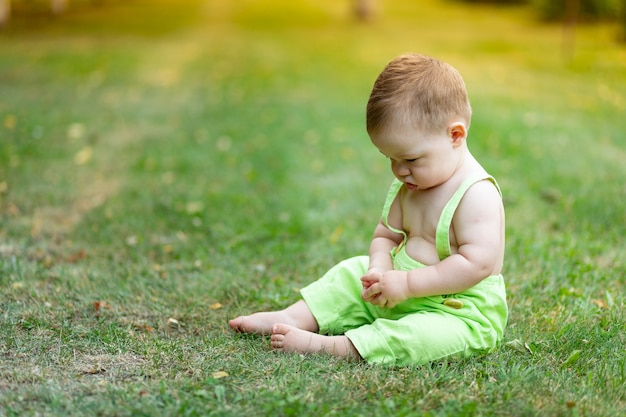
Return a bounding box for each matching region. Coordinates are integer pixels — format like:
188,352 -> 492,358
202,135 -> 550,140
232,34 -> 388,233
363,181 -> 505,307
361,221 -> 402,293
369,191 -> 404,272
362,194 -> 404,291
413,180 -> 505,294
368,221 -> 402,272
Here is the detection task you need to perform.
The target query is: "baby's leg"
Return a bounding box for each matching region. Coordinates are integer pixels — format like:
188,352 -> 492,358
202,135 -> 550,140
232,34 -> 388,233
270,324 -> 361,360
229,300 -> 318,335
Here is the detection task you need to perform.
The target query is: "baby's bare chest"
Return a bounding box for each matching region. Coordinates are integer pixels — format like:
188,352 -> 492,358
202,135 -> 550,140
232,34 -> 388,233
401,196 -> 459,265
400,190 -> 457,245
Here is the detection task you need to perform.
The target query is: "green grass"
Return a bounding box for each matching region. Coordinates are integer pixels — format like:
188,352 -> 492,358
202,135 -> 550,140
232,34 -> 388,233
1,0 -> 625,415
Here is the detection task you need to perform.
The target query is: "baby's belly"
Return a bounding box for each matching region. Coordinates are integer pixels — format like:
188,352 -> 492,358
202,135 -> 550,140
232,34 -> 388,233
405,237 -> 442,266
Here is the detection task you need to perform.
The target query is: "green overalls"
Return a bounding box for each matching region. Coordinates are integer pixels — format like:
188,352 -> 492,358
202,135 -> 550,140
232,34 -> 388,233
300,176 -> 508,365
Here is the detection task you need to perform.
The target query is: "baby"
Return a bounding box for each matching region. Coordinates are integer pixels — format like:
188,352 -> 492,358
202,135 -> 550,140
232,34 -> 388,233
229,53 -> 508,366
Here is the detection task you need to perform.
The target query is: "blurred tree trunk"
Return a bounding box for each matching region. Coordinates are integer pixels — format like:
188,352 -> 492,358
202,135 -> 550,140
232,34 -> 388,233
51,0 -> 68,15
354,0 -> 375,21
0,0 -> 70,25
0,0 -> 10,27
621,0 -> 626,41
563,0 -> 579,61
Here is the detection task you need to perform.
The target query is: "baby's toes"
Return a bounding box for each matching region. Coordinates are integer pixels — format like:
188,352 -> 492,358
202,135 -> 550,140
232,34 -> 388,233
270,334 -> 284,349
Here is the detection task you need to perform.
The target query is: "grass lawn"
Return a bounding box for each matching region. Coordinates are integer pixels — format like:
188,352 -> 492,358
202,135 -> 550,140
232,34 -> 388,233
1,0 -> 625,415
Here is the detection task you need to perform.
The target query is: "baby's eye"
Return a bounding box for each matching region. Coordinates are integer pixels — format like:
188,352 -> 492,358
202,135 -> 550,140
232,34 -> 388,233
406,158 -> 418,162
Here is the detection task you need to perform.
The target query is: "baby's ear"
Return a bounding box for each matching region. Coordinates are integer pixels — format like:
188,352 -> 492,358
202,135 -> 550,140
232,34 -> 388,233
449,122 -> 467,147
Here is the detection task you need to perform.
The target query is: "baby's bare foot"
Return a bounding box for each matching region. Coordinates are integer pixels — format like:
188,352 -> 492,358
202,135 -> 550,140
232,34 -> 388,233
229,301 -> 319,335
228,312 -> 290,335
270,323 -> 360,360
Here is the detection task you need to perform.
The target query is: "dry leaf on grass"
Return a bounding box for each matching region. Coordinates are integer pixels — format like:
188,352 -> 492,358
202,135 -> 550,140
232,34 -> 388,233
82,367 -> 106,375
93,300 -> 111,312
66,249 -> 87,263
165,317 -> 184,334
504,339 -> 534,355
134,323 -> 155,333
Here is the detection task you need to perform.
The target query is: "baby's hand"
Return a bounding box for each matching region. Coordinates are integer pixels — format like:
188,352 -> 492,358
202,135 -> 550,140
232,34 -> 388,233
361,270 -> 410,308
361,269 -> 383,303
361,269 -> 383,289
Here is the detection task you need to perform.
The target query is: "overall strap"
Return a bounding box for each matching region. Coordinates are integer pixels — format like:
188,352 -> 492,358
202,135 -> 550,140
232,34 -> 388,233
435,176 -> 501,261
381,178 -> 406,239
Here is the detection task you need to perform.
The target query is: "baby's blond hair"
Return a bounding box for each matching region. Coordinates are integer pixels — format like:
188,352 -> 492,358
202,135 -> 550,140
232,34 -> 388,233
366,54 -> 472,135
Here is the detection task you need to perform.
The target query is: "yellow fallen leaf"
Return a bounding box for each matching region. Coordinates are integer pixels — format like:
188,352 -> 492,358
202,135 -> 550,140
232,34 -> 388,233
210,303 -> 223,310
67,123 -> 85,140
186,201 -> 204,214
3,114 -> 16,130
212,371 -> 228,379
329,226 -> 343,244
74,146 -> 93,165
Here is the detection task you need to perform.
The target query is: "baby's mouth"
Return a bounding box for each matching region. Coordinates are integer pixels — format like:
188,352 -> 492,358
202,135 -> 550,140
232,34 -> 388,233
405,182 -> 418,191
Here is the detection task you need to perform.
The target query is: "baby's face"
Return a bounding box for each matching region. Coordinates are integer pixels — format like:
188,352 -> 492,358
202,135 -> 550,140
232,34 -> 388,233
369,122 -> 464,191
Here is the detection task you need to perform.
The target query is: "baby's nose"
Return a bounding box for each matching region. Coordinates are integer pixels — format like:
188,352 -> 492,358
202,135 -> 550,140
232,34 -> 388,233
396,164 -> 411,176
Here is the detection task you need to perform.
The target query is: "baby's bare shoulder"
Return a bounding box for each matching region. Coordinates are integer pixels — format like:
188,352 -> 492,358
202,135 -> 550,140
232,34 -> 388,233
455,179 -> 504,224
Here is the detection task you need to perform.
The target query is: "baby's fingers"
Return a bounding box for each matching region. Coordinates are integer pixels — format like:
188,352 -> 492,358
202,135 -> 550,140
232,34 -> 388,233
361,278 -> 374,289
361,270 -> 382,285
362,284 -> 382,302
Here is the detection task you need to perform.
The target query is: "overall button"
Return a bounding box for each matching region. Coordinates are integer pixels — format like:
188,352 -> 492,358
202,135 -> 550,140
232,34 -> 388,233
443,298 -> 464,309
